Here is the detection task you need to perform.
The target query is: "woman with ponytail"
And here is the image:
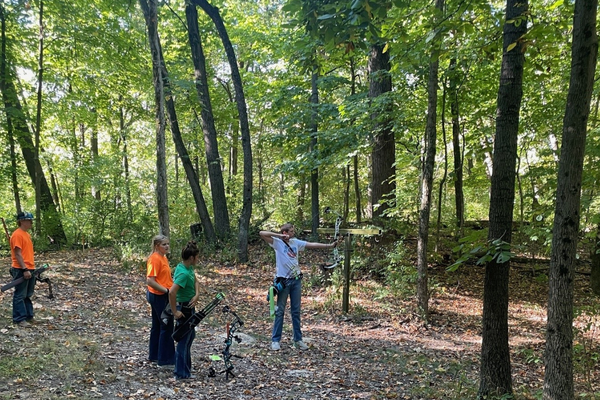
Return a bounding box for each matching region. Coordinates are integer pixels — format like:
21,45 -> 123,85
146,234 -> 175,367
169,240 -> 201,380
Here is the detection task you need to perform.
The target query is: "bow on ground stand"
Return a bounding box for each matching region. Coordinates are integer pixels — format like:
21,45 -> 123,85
208,305 -> 244,381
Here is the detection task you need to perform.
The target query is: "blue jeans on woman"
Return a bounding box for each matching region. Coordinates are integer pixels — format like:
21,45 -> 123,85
147,291 -> 175,366
174,302 -> 196,379
272,277 -> 302,343
174,303 -> 195,379
11,268 -> 36,323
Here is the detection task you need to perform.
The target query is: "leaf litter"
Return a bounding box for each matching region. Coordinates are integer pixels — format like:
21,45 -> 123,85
0,246 -> 597,399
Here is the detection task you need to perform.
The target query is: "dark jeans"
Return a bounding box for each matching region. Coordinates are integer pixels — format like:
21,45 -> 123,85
11,268 -> 36,323
146,291 -> 175,365
174,303 -> 195,379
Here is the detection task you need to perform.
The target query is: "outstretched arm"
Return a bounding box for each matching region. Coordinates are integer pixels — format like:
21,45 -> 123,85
305,241 -> 337,250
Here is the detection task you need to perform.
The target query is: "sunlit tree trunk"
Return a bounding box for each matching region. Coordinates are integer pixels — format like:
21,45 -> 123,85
544,0 -> 598,398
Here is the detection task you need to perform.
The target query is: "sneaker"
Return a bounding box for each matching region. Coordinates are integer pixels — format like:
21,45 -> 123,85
271,341 -> 280,351
293,340 -> 309,350
157,364 -> 174,370
15,321 -> 30,328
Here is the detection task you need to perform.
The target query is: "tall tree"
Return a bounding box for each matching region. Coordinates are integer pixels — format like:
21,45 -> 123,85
478,0 -> 528,397
0,3 -> 66,243
416,0 -> 444,321
138,0 -> 170,237
185,3 -> 230,240
34,0 -> 44,235
544,0 -> 598,398
192,0 -> 253,261
368,39 -> 394,220
310,66 -> 319,240
449,56 -> 464,232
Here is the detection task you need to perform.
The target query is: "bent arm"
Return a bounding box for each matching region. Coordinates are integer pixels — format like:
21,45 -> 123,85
146,276 -> 169,294
259,230 -> 287,245
169,284 -> 183,319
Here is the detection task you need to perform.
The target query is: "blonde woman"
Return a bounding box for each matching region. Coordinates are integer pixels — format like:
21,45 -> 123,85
146,234 -> 174,367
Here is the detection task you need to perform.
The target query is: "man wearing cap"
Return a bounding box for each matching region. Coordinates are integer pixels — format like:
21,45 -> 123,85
10,211 -> 36,326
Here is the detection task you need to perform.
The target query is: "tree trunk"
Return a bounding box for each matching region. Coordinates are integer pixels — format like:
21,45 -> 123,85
368,42 -> 394,220
478,1 -> 528,397
349,58 -> 361,224
449,56 -> 464,232
544,1 -> 598,398
192,0 -> 252,261
354,155 -> 361,223
310,68 -> 319,241
591,223 -> 600,296
0,4 -> 66,244
343,164 -> 350,223
34,0 -> 43,236
186,4 -> 230,240
417,0 -> 443,321
119,101 -> 133,222
91,123 -> 100,201
435,77 -> 448,252
138,0 -> 169,237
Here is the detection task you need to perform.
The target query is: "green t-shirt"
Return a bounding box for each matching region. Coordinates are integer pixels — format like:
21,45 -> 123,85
173,262 -> 196,302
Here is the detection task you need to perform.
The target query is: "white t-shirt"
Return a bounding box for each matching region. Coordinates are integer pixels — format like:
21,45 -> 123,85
271,237 -> 307,279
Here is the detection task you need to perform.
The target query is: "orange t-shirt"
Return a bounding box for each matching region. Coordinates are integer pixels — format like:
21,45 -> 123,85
10,228 -> 34,270
146,252 -> 173,295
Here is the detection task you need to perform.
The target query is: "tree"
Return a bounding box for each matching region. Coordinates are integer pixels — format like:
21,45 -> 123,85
478,0 -> 528,397
192,0 -> 253,261
185,3 -> 230,241
544,0 -> 598,398
0,3 -> 66,244
138,0 -> 170,237
417,0 -> 444,321
368,40 -> 394,220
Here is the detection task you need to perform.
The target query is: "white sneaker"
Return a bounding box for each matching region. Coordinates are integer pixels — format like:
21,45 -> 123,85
271,341 -> 280,351
293,340 -> 308,350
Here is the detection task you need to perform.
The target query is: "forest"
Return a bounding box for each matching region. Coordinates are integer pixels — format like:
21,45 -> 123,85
0,0 -> 599,398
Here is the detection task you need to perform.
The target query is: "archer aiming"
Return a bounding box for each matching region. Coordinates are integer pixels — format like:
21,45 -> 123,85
260,223 -> 337,351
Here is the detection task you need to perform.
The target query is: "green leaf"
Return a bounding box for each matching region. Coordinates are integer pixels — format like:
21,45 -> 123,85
317,14 -> 336,21
548,0 -> 564,11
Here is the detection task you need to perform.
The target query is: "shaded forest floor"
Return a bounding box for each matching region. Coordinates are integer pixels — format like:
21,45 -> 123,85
0,244 -> 598,400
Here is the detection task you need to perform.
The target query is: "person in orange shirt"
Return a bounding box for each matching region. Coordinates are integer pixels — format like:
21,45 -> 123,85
10,211 -> 35,327
146,234 -> 175,367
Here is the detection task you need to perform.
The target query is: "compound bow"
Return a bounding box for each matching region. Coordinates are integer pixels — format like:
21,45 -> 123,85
322,208 -> 343,269
216,305 -> 244,381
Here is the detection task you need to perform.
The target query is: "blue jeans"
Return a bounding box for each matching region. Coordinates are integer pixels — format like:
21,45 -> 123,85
174,304 -> 195,379
11,268 -> 36,323
146,291 -> 175,365
272,277 -> 302,343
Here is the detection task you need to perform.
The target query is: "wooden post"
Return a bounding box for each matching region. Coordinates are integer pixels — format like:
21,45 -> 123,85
316,227 -> 381,314
342,234 -> 352,313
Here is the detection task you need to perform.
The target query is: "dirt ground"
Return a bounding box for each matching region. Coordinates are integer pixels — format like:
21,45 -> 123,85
0,246 -> 598,400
